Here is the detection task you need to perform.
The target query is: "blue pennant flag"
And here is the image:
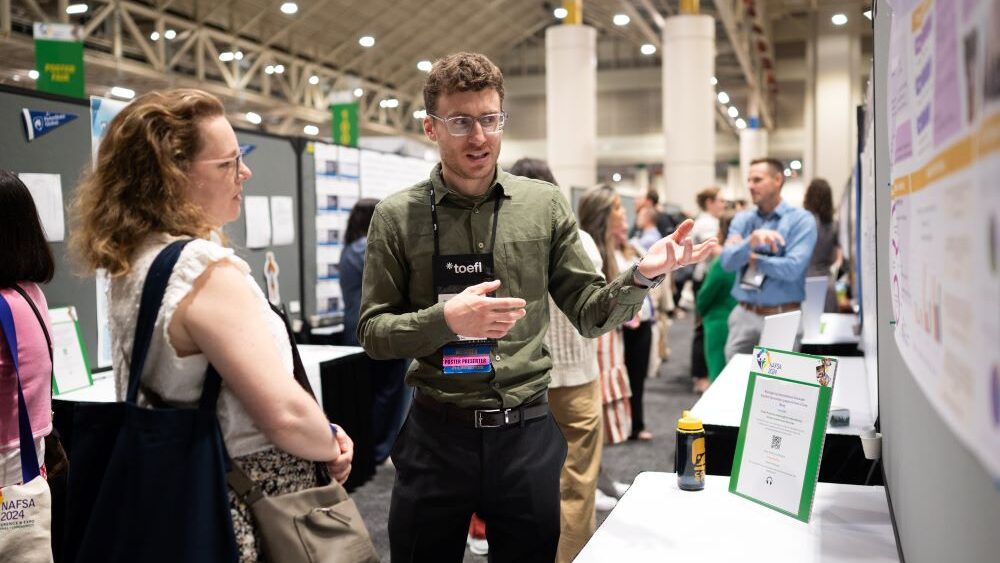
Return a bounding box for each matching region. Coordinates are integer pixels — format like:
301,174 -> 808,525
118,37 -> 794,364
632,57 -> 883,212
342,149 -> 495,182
239,144 -> 256,157
22,108 -> 78,141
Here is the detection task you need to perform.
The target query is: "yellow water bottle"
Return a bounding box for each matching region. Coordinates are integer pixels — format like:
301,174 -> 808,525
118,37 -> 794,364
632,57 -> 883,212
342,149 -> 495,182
675,410 -> 706,490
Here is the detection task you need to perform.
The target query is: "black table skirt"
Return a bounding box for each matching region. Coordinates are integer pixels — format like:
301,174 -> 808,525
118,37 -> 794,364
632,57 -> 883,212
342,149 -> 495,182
701,423 -> 882,485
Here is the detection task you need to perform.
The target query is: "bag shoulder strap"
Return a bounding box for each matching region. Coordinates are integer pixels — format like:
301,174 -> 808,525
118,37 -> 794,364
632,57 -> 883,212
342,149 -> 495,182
127,239 -> 221,409
9,284 -> 53,365
0,293 -> 42,483
267,302 -> 317,400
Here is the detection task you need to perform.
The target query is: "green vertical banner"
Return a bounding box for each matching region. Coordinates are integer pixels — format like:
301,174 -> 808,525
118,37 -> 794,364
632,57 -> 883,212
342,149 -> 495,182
34,23 -> 85,99
330,102 -> 359,147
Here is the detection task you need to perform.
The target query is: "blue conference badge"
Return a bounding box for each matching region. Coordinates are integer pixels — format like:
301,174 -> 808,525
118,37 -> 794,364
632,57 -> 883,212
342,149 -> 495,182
22,108 -> 78,141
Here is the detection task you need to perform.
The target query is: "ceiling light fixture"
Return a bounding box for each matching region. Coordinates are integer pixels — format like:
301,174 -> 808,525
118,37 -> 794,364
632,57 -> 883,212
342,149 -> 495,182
150,31 -> 160,41
110,86 -> 135,100
417,60 -> 433,72
65,4 -> 88,15
413,109 -> 427,119
554,7 -> 568,19
711,76 -> 718,85
612,173 -> 622,182
790,159 -> 802,170
303,124 -> 319,136
613,14 -> 630,26
359,36 -> 375,48
735,118 -> 747,129
233,51 -> 244,61
863,10 -> 872,20
28,70 -> 39,80
164,29 -> 177,40
219,52 -> 235,62
265,65 -> 275,74
640,43 -> 657,55
274,64 -> 285,74
309,75 -> 320,85
280,2 -> 299,15
717,91 -> 730,104
728,106 -> 739,118
832,13 -> 848,25
246,112 -> 262,125
353,88 -> 365,98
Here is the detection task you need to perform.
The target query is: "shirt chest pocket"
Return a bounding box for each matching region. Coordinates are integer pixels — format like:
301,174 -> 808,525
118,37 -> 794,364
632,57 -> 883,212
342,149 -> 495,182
500,239 -> 548,300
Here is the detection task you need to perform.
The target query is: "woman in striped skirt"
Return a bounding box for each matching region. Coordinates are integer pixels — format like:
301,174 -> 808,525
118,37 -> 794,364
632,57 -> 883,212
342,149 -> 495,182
577,185 -> 633,445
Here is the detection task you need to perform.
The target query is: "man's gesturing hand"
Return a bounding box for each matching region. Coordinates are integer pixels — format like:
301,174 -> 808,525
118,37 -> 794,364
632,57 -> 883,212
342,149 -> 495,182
635,219 -> 718,281
443,280 -> 527,340
748,229 -> 785,253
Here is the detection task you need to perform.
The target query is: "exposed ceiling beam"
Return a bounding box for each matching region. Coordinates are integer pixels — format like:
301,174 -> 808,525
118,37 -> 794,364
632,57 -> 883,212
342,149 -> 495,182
617,0 -> 660,46
712,0 -> 774,129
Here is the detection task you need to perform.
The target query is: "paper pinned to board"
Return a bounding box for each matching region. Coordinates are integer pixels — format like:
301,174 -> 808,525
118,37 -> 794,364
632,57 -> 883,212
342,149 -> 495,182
18,172 -> 65,242
270,196 -> 296,246
244,195 -> 272,249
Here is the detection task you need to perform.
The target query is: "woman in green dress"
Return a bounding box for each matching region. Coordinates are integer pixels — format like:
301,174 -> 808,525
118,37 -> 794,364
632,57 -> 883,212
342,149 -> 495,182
696,213 -> 737,383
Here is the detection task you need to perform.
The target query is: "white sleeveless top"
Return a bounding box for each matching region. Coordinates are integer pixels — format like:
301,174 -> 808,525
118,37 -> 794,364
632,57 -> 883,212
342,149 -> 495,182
109,234 -> 293,458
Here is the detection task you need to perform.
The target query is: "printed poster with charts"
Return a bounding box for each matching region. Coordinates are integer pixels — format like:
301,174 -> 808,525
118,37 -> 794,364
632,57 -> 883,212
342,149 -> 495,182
313,142 -> 359,325
887,0 -> 1000,480
729,348 -> 837,522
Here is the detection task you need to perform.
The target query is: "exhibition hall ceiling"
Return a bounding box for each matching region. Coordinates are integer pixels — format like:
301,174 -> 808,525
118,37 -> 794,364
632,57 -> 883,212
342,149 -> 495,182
0,0 -> 870,138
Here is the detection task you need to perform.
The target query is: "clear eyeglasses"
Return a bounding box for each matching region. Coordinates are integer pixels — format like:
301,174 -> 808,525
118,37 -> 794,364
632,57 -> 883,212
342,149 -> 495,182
427,111 -> 507,136
195,151 -> 245,182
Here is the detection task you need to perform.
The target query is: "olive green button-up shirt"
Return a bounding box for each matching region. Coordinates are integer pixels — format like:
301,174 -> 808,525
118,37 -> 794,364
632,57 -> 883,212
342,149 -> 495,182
358,164 -> 648,409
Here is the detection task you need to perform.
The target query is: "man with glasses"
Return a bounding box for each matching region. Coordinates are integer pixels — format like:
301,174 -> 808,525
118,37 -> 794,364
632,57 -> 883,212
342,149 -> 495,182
359,51 -> 716,562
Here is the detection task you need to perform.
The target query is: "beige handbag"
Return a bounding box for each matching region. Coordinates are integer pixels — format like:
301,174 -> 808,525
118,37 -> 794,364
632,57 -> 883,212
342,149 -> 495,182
228,465 -> 379,563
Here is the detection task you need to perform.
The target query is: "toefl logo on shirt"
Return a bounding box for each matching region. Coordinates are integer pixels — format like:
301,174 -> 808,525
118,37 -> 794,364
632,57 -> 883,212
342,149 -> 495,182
445,261 -> 483,274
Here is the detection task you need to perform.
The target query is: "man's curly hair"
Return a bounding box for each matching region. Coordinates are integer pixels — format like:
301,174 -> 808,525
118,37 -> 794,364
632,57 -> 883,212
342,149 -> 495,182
423,52 -> 504,114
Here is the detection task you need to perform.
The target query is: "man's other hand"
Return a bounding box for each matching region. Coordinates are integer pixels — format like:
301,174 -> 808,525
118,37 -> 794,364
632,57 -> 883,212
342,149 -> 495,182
443,280 -> 527,339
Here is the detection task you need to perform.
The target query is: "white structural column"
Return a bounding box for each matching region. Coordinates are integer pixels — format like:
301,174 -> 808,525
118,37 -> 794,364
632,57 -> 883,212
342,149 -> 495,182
545,24 -> 597,192
662,14 -> 715,215
739,126 -> 769,198
805,17 -> 859,200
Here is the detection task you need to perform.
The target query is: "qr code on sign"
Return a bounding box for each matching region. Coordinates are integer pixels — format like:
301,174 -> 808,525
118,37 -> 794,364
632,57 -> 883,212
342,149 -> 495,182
770,435 -> 782,450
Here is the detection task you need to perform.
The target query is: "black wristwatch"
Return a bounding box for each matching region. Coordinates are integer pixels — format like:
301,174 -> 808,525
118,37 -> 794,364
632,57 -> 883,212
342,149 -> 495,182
631,260 -> 666,289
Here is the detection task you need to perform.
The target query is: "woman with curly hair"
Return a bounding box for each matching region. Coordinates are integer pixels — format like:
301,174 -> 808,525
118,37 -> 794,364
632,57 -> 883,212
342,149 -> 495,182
71,89 -> 356,561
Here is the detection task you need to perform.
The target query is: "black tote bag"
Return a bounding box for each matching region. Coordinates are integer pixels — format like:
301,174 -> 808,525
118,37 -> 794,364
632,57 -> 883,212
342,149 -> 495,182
63,240 -> 239,563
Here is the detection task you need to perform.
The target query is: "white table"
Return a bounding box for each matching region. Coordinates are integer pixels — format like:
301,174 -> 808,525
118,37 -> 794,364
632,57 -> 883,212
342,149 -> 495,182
576,472 -> 898,563
801,313 -> 861,346
53,344 -> 365,409
691,354 -> 875,436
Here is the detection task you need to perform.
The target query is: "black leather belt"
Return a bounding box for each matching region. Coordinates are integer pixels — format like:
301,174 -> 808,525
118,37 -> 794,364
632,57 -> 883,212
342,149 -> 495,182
414,391 -> 549,429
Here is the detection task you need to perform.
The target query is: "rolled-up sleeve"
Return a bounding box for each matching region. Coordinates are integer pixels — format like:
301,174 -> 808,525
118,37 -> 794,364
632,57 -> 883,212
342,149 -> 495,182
720,212 -> 752,273
358,207 -> 456,360
546,192 -> 646,338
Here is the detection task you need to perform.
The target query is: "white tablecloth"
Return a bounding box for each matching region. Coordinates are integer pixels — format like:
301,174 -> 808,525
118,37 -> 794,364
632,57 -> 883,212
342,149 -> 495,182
576,472 -> 898,563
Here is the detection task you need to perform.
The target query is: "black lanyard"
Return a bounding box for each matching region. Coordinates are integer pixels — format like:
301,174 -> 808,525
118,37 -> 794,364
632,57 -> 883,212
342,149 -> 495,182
429,181 -> 503,257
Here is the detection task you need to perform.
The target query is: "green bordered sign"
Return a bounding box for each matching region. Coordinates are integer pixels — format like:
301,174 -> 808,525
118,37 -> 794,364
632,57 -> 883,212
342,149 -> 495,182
728,347 -> 837,522
330,102 -> 358,147
48,307 -> 93,396
34,23 -> 85,99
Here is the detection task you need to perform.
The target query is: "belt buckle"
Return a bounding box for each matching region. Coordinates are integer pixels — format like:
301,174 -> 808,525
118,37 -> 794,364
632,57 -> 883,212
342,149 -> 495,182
474,408 -> 509,428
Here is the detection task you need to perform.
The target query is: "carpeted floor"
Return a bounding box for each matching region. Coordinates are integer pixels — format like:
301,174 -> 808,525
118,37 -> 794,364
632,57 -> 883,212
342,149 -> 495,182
349,313 -> 703,562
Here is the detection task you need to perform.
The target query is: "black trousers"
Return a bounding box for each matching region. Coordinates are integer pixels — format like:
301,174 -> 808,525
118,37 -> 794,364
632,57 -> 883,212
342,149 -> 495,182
623,321 -> 653,436
388,398 -> 567,563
